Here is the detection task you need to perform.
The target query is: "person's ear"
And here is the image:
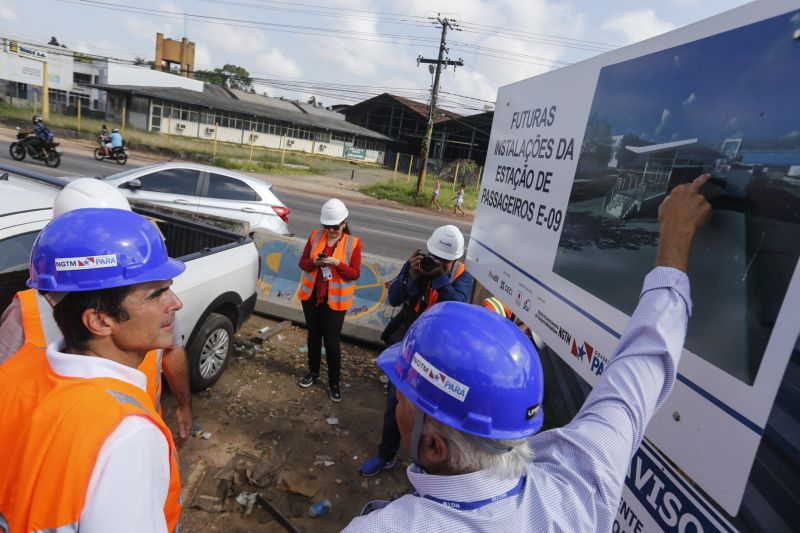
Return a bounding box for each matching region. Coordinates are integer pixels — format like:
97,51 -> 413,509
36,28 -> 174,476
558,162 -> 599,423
420,430 -> 449,470
82,308 -> 114,338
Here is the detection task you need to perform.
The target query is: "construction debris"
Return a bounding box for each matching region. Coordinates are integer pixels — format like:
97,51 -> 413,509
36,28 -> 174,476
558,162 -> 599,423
276,469 -> 321,498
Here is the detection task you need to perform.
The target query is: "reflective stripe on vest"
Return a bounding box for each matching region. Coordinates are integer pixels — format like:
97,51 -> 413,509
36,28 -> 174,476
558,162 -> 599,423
297,230 -> 359,311
415,261 -> 466,313
17,289 -> 46,349
298,229 -> 326,301
0,344 -> 182,533
138,349 -> 163,415
32,520 -> 79,532
483,297 -> 511,318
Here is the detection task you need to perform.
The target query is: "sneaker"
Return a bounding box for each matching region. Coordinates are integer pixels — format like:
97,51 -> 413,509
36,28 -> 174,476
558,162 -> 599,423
298,373 -> 320,388
329,384 -> 342,402
358,455 -> 395,477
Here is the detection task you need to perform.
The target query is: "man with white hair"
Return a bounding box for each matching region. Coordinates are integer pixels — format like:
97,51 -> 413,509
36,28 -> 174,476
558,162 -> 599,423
344,175 -> 712,531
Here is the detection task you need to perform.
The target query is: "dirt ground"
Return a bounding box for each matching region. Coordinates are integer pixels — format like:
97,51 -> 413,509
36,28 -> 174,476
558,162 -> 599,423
163,313 -> 413,532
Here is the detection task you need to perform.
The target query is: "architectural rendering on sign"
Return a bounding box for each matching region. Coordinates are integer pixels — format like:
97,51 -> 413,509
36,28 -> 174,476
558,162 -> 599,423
553,11 -> 800,384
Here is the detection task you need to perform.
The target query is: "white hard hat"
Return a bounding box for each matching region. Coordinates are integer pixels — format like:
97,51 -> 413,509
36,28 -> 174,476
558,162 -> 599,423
320,198 -> 349,225
53,178 -> 131,218
427,225 -> 464,261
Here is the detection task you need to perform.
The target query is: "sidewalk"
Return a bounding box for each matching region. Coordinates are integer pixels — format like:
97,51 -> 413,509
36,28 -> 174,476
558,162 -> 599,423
0,123 -> 473,221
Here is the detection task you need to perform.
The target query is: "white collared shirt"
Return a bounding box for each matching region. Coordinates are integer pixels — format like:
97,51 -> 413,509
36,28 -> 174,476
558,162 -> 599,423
46,341 -> 171,533
344,267 -> 691,532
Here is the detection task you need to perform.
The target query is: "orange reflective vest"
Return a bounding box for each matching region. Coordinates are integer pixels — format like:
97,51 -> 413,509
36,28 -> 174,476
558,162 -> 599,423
482,296 -> 513,319
298,229 -> 360,311
0,344 -> 182,532
414,261 -> 466,313
14,289 -> 164,413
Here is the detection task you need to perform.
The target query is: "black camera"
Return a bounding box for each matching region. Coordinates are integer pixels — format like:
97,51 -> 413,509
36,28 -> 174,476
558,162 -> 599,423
419,253 -> 441,273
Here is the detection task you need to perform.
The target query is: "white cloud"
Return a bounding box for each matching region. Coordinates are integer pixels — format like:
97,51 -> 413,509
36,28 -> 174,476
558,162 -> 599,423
655,108 -> 671,136
255,48 -> 302,78
784,130 -> 800,139
202,24 -> 268,56
194,44 -> 213,71
682,92 -> 696,107
601,9 -> 676,45
124,16 -> 175,44
0,2 -> 17,22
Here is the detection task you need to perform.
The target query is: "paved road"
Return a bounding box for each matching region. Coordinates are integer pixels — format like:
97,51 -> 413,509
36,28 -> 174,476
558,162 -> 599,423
0,142 -> 472,260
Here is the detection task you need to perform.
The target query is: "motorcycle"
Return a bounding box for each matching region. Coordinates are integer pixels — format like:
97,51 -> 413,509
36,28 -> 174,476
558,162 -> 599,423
93,143 -> 128,165
9,128 -> 61,168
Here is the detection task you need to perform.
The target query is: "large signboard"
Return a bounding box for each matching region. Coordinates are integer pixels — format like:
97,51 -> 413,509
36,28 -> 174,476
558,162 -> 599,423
0,38 -> 74,91
467,0 -> 800,519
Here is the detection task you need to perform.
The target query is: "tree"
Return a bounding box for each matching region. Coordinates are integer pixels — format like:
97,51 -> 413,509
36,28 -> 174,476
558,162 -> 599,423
194,64 -> 253,91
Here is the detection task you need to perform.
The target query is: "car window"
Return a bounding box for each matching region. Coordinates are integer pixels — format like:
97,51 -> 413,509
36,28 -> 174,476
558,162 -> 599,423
138,169 -> 200,195
207,173 -> 260,201
0,232 -> 37,275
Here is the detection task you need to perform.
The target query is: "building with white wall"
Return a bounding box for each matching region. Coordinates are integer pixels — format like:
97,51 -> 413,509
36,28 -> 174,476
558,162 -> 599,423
96,84 -> 391,164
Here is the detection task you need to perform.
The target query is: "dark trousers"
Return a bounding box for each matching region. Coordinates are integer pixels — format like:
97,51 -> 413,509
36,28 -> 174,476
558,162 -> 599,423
377,381 -> 401,461
301,298 -> 346,386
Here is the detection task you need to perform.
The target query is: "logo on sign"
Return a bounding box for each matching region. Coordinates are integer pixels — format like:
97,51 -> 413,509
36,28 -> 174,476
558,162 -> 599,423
499,280 -> 512,296
55,254 -> 118,271
571,339 -> 606,376
488,270 -> 499,283
411,352 -> 470,402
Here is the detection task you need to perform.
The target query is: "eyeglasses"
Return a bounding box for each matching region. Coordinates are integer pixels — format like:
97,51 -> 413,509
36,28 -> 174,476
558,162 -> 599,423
323,223 -> 343,230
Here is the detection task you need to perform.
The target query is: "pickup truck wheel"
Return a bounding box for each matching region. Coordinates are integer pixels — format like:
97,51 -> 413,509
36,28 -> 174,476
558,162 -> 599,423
189,312 -> 234,391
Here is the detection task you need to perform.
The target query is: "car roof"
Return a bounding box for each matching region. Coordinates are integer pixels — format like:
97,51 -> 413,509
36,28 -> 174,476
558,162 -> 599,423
102,162 -> 275,189
0,175 -> 58,217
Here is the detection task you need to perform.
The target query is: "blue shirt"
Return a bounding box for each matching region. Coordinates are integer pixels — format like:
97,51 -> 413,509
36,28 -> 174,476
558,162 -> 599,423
387,260 -> 474,308
344,266 -> 691,532
110,132 -> 123,148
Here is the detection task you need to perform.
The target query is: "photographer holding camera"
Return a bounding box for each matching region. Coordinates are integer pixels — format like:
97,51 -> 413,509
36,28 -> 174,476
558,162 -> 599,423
359,224 -> 473,477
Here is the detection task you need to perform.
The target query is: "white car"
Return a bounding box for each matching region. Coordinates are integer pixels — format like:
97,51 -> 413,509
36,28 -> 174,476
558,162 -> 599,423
0,171 -> 259,391
101,162 -> 291,235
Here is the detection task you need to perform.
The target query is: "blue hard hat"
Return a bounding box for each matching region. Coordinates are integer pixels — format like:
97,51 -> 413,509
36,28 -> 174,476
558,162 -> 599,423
377,301 -> 544,440
28,208 -> 185,292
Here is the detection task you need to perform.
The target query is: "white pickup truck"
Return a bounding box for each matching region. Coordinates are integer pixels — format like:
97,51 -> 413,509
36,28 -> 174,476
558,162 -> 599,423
0,167 -> 259,391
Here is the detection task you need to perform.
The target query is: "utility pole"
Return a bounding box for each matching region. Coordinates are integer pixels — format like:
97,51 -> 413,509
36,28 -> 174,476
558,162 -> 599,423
416,16 -> 463,195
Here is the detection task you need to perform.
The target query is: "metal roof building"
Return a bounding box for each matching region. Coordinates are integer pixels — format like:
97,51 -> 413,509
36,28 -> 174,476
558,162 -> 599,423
93,83 -> 392,164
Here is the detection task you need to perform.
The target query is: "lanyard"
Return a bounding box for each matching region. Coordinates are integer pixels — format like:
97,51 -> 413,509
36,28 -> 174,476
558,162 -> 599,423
413,476 -> 526,511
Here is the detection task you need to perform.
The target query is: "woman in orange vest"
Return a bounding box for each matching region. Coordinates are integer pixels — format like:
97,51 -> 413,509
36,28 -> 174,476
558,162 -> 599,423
297,198 -> 362,402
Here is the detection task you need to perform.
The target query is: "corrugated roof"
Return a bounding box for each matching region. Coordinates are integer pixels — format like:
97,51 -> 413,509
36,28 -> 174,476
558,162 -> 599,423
92,84 -> 391,141
347,93 -> 462,123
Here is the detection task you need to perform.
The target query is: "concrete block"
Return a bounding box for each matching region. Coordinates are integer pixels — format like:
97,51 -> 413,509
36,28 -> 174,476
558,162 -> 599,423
252,231 -> 403,344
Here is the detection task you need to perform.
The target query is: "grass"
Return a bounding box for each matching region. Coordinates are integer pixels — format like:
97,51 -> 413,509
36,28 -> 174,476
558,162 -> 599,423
360,177 -> 478,212
0,103 -> 395,181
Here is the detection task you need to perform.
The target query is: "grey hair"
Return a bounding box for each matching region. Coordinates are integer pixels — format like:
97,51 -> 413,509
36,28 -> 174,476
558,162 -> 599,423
424,416 -> 533,478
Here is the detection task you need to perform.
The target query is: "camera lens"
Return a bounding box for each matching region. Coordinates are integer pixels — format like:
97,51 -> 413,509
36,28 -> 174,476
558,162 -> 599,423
420,255 -> 438,272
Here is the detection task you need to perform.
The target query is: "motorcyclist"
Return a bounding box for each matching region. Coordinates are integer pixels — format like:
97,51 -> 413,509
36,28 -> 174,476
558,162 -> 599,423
23,115 -> 50,157
99,124 -> 111,156
109,128 -> 124,156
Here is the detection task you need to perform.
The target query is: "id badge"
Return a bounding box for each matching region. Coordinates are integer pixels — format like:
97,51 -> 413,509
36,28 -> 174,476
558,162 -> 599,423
321,266 -> 333,280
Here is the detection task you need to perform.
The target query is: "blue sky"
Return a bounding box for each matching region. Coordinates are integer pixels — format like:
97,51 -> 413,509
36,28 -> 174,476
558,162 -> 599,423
589,10 -> 800,146
0,0 -> 754,114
